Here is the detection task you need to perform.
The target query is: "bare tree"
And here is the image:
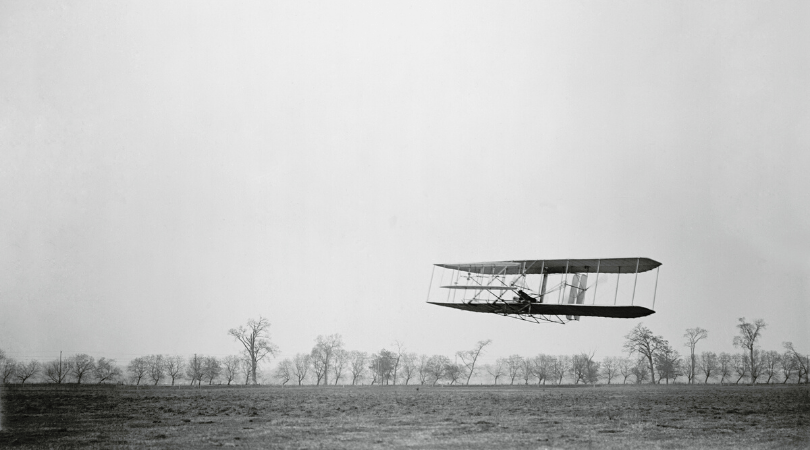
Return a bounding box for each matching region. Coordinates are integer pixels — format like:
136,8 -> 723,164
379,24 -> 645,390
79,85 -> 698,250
505,355 -> 523,385
780,350 -> 798,383
44,355 -> 73,384
571,352 -> 599,385
203,356 -> 221,385
16,360 -> 41,384
292,353 -> 311,385
732,353 -> 748,384
93,358 -> 121,384
275,359 -> 293,386
425,355 -> 449,385
717,353 -> 732,384
521,357 -> 535,385
654,343 -> 683,384
733,317 -> 766,384
758,350 -> 780,384
617,358 -> 633,384
445,362 -> 463,385
228,317 -> 279,385
186,354 -> 205,386
347,351 -> 367,385
331,348 -> 348,385
601,357 -> 617,384
147,354 -> 166,385
69,354 -> 95,384
416,354 -> 430,385
551,355 -> 571,384
624,323 -> 667,384
165,355 -> 185,385
310,334 -> 344,386
369,349 -> 396,385
486,359 -> 507,385
399,352 -> 418,385
698,351 -> 718,384
457,339 -> 492,385
2,358 -> 18,384
240,357 -> 253,385
783,342 -> 808,384
391,341 -> 405,385
534,355 -> 553,385
128,357 -> 149,385
631,358 -> 649,384
683,327 -> 708,384
222,355 -> 242,385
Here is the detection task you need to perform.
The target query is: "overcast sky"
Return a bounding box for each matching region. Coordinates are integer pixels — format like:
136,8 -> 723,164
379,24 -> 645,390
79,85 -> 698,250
1,1 -> 808,370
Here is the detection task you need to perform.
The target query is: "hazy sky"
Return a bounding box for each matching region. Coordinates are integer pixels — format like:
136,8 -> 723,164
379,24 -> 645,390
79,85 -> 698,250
1,1 -> 808,370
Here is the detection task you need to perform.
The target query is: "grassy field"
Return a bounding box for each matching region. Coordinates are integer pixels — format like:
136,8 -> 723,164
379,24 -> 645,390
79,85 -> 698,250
1,383 -> 808,449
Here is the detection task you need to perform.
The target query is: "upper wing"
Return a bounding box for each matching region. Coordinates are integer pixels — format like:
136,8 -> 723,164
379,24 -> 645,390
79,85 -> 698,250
436,258 -> 661,275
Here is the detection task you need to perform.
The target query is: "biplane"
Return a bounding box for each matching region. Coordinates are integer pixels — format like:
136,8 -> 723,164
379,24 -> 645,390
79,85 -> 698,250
427,258 -> 661,324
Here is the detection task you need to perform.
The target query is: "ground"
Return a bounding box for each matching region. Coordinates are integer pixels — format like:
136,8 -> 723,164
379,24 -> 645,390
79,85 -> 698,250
1,383 -> 808,449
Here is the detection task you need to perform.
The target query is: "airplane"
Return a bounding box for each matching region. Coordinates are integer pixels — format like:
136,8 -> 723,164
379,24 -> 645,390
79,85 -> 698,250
427,257 -> 661,324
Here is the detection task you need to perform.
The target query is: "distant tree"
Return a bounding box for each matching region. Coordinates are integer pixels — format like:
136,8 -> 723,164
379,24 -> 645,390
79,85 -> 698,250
551,355 -> 571,384
275,359 -> 293,386
486,359 -> 507,385
733,317 -> 766,384
222,355 -> 242,385
717,353 -> 732,384
331,349 -> 348,385
444,362 -> 463,385
617,358 -> 633,384
44,356 -> 73,384
228,317 -> 279,385
654,343 -> 683,384
521,357 -> 534,385
292,353 -> 311,385
391,341 -> 405,385
571,352 -> 599,384
16,360 -> 41,384
347,351 -> 367,385
399,353 -> 418,385
369,349 -> 397,384
624,323 -> 667,384
505,355 -> 523,385
698,351 -> 718,384
128,357 -> 149,385
631,358 -> 649,384
2,358 -> 18,384
732,353 -> 748,384
780,350 -> 799,383
239,357 -> 253,385
186,354 -> 205,386
165,355 -> 185,386
68,354 -> 95,384
457,339 -> 492,385
416,354 -> 430,385
534,355 -> 553,385
760,351 -> 781,384
203,356 -> 221,385
147,354 -> 166,385
683,327 -> 708,384
425,355 -> 450,385
93,358 -> 121,384
310,334 -> 343,386
601,357 -> 617,384
783,342 -> 808,384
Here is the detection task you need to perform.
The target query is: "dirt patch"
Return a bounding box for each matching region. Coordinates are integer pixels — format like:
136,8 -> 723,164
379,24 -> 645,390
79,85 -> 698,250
1,383 -> 809,448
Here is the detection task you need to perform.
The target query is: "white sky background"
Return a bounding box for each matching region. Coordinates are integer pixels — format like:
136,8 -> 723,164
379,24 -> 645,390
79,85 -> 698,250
1,1 -> 808,369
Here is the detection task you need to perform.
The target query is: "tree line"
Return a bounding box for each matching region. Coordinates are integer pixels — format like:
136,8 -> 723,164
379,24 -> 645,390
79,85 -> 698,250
1,316 -> 806,386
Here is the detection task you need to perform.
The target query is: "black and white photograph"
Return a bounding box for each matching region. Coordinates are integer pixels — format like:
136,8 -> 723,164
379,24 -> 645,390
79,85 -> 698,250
1,1 -> 808,448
